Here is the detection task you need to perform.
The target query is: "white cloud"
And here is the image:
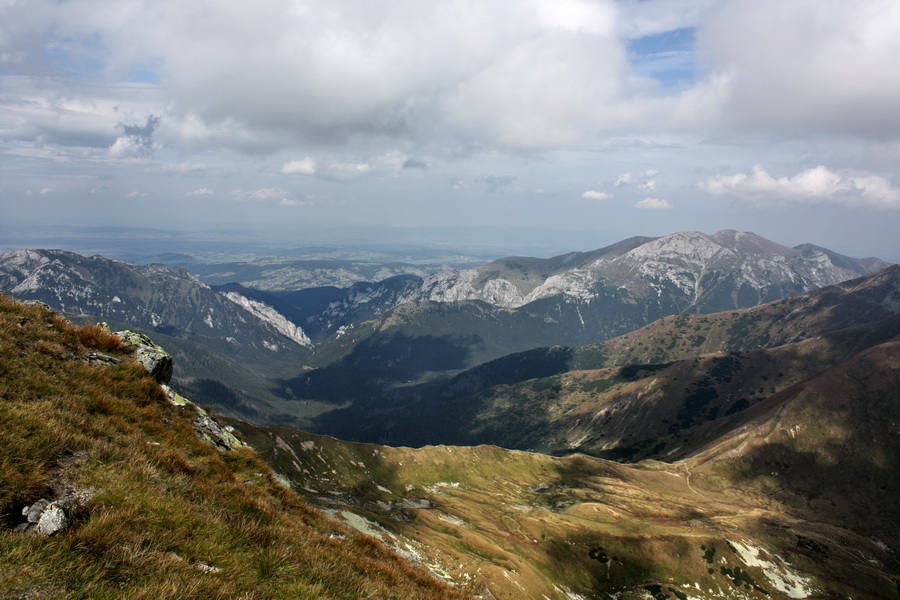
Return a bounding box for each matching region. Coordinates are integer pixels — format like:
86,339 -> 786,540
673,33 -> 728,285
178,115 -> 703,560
698,165 -> 900,208
677,0 -> 900,137
187,188 -> 213,197
582,189 -> 613,200
0,0 -> 637,152
635,197 -> 672,209
38,187 -> 51,194
154,162 -> 208,175
280,157 -> 317,176
125,191 -> 147,198
315,161 -> 374,182
280,196 -> 313,207
616,170 -> 658,187
615,173 -> 636,186
228,187 -> 303,205
249,187 -> 289,201
616,0 -> 716,39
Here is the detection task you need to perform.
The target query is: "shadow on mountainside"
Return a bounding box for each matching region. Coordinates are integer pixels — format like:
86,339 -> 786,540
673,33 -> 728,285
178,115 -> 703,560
697,340 -> 900,551
280,332 -> 481,405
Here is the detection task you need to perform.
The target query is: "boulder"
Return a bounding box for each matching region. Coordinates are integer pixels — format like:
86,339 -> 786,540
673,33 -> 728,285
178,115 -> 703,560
113,330 -> 173,384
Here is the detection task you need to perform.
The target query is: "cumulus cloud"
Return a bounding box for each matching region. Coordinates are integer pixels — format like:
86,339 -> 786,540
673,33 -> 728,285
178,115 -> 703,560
698,165 -> 900,208
582,189 -> 613,200
1,0 -> 640,153
677,0 -> 900,137
187,188 -> 213,197
616,170 -> 658,187
125,191 -> 147,198
635,197 -> 672,209
280,157 -> 317,176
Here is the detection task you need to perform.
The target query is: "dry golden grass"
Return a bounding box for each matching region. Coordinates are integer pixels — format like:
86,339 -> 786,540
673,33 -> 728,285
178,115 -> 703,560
0,294 -> 469,599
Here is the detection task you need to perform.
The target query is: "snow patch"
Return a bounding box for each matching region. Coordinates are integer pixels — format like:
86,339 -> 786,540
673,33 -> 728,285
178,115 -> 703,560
730,540 -> 814,598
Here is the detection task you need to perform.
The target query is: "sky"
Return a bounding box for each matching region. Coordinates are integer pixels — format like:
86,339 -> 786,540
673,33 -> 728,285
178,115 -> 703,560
2,0 -> 900,260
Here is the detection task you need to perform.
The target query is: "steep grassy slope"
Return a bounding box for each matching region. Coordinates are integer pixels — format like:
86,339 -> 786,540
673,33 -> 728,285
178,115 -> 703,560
0,296 -> 468,600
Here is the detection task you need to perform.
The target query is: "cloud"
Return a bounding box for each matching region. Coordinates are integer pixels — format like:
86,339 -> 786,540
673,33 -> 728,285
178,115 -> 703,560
635,197 -> 672,209
187,188 -> 213,197
476,175 -> 518,193
249,188 -> 289,201
315,161 -> 373,182
109,115 -> 159,158
280,157 -> 317,176
154,162 -> 208,175
402,158 -> 428,170
676,0 -> 900,137
125,191 -> 147,198
1,0 -> 639,152
279,196 -> 313,207
582,189 -> 613,200
229,187 -> 299,204
615,170 -> 658,187
698,165 -> 900,208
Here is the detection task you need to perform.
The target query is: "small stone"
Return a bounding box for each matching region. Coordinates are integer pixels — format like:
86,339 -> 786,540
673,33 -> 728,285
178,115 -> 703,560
23,499 -> 50,523
196,562 -> 221,573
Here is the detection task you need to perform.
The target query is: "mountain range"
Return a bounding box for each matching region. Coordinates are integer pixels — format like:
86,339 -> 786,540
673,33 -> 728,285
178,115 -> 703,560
234,262 -> 900,599
3,229 -> 900,599
0,230 -> 891,433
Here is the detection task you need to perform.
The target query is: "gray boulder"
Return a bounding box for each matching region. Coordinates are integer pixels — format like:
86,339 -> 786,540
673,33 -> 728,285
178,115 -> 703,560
112,330 -> 173,384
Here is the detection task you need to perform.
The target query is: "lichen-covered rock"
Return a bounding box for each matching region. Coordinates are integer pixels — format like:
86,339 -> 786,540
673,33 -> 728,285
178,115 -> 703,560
193,413 -> 245,451
161,384 -> 244,451
21,499 -> 68,535
35,503 -> 67,536
112,330 -> 173,384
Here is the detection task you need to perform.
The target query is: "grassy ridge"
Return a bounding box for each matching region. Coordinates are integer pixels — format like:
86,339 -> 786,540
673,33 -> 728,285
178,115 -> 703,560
0,295 -> 469,600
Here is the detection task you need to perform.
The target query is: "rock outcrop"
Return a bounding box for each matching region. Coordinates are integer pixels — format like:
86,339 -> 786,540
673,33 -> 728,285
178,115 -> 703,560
111,328 -> 173,384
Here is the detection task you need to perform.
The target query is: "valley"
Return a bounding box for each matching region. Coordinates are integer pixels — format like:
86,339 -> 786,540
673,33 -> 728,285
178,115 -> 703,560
2,229 -> 899,599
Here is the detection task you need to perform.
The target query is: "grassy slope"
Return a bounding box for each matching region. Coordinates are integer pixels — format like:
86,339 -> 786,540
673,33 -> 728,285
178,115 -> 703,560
237,418 -> 900,600
0,295 -> 469,600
